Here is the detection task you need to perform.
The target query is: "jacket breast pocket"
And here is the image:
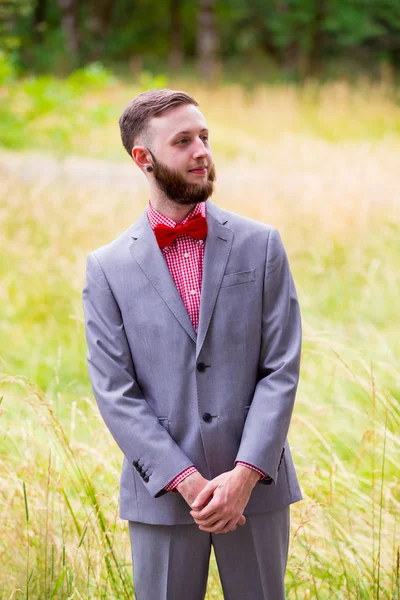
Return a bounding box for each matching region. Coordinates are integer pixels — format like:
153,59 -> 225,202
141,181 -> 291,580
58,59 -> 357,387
158,417 -> 170,433
221,269 -> 256,288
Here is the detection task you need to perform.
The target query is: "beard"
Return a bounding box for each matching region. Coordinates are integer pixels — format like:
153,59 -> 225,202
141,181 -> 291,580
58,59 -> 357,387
149,151 -> 216,205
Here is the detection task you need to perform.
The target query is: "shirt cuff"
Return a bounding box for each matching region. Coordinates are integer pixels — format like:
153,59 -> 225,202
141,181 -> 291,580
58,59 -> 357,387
235,461 -> 270,481
164,466 -> 198,493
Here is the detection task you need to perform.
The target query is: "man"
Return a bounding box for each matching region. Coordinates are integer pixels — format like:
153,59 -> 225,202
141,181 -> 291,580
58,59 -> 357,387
82,88 -> 302,600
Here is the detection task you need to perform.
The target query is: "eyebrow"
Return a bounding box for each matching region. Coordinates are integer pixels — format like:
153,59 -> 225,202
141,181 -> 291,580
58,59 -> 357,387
171,128 -> 208,139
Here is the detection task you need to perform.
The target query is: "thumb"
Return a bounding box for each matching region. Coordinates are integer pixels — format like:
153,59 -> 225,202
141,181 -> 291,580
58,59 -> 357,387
238,514 -> 246,526
191,481 -> 218,509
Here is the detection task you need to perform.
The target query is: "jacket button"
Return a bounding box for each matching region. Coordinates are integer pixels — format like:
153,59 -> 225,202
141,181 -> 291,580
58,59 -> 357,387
197,362 -> 206,372
202,412 -> 212,423
144,475 -> 149,482
133,460 -> 138,468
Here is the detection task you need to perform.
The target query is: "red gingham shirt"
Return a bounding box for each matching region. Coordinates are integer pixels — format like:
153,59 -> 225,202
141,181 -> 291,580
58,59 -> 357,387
147,200 -> 268,492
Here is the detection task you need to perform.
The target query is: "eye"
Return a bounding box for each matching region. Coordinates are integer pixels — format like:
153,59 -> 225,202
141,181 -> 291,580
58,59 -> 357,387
201,135 -> 209,142
176,138 -> 189,145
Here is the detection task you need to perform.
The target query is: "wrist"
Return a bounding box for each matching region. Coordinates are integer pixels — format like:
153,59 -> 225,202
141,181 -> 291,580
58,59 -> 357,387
233,464 -> 260,488
176,470 -> 197,494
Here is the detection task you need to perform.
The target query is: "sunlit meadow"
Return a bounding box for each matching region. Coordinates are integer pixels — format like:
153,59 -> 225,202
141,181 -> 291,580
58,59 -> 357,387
0,77 -> 399,599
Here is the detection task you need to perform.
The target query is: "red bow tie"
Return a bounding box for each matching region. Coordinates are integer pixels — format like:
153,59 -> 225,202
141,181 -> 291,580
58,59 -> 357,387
154,214 -> 208,249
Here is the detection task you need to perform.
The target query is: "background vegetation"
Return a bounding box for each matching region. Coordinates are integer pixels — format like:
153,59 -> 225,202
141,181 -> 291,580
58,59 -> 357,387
0,2 -> 399,598
1,0 -> 400,80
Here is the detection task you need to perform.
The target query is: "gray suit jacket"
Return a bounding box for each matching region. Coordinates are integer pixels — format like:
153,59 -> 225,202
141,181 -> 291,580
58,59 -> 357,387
82,199 -> 302,525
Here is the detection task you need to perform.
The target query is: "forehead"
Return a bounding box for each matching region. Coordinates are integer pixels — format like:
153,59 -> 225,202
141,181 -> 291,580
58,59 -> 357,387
149,104 -> 208,142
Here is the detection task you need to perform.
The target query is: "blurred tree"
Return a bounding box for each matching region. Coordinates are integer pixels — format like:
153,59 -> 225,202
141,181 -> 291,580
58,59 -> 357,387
1,0 -> 399,78
0,0 -> 32,54
308,0 -> 327,75
276,0 -> 300,75
374,1 -> 400,67
32,0 -> 47,43
197,0 -> 218,78
244,0 -> 329,77
88,0 -> 115,60
104,0 -> 170,68
216,0 -> 400,77
57,0 -> 79,58
169,0 -> 184,72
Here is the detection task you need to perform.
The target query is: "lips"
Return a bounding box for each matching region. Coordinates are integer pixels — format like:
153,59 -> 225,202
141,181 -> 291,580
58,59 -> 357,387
189,166 -> 207,174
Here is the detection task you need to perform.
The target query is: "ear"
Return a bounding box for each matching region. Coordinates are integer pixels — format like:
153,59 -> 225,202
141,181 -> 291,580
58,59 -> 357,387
132,145 -> 153,171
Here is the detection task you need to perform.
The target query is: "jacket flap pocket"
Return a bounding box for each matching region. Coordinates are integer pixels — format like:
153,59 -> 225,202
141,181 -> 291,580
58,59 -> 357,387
221,269 -> 255,288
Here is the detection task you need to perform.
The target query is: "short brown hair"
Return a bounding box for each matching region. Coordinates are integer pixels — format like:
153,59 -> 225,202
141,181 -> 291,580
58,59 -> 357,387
119,88 -> 199,157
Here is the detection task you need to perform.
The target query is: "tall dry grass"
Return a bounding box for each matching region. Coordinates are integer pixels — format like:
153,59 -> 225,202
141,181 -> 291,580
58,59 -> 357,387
0,80 -> 399,599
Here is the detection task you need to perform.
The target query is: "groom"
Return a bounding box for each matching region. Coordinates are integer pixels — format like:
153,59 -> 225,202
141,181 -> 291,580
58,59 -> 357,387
82,88 -> 302,599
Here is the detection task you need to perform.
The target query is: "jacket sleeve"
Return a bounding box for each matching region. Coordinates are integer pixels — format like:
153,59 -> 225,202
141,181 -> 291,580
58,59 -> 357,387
235,227 -> 302,483
82,252 -> 195,498
164,466 -> 198,493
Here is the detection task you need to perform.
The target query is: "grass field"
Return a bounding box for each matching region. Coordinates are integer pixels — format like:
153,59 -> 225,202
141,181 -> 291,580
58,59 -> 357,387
0,79 -> 399,599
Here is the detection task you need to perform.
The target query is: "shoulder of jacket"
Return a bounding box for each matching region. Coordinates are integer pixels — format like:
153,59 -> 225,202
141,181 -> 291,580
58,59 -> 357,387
87,219 -> 140,265
219,207 -> 276,236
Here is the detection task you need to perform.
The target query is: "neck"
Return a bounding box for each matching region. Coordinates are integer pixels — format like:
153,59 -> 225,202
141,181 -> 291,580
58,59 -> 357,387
149,191 -> 197,223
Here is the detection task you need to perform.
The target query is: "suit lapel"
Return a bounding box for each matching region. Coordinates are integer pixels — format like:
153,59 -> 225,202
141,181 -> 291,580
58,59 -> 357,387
128,201 -> 234,351
196,201 -> 234,358
129,208 -> 197,343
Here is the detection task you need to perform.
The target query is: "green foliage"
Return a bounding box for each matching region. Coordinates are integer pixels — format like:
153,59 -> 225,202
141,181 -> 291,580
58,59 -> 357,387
0,0 -> 399,78
138,70 -> 168,90
24,27 -> 71,75
0,61 -> 118,153
326,0 -> 400,47
0,50 -> 17,84
215,0 -> 400,78
21,76 -> 72,116
0,52 -> 22,149
0,60 -> 173,154
67,62 -> 116,92
105,0 -> 171,59
0,0 -> 33,54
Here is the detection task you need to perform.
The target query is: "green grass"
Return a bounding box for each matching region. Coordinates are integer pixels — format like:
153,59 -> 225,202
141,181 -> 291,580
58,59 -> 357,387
0,76 -> 399,598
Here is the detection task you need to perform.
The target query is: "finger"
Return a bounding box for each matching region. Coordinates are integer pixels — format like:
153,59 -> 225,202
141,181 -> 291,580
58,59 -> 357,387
198,518 -> 228,533
194,510 -> 245,528
191,481 -> 220,509
192,512 -> 221,527
190,505 -> 218,521
216,518 -> 239,534
194,515 -> 220,528
191,501 -> 220,522
190,495 -> 221,519
189,496 -> 212,513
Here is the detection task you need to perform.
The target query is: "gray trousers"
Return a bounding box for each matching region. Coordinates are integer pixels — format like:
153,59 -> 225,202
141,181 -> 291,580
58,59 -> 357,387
128,505 -> 290,600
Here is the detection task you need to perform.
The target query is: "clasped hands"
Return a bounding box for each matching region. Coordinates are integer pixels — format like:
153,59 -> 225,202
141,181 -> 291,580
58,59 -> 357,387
176,465 -> 260,534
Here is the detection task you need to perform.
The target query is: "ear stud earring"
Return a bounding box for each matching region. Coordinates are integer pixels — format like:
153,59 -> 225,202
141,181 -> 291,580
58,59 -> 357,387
146,166 -> 153,172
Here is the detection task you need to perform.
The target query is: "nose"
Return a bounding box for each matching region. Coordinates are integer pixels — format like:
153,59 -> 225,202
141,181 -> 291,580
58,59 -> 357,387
192,137 -> 209,160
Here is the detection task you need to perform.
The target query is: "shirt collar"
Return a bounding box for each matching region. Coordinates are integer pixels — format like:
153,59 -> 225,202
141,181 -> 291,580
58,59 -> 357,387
147,199 -> 206,231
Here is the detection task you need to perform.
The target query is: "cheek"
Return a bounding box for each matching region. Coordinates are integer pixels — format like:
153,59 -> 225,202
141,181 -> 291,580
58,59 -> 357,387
171,153 -> 189,171
204,146 -> 213,162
